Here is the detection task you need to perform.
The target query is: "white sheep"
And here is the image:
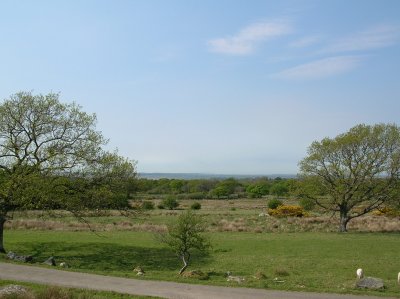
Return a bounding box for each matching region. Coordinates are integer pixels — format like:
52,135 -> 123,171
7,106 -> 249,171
397,272 -> 400,285
356,268 -> 364,279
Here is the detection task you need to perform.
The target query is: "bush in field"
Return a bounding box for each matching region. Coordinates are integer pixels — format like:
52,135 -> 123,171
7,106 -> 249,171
190,202 -> 202,210
267,198 -> 283,209
269,181 -> 289,197
372,207 -> 400,217
299,197 -> 315,211
246,183 -> 269,198
157,204 -> 165,209
269,205 -> 306,217
141,201 -> 154,210
209,186 -> 230,199
162,196 -> 180,210
188,192 -> 206,200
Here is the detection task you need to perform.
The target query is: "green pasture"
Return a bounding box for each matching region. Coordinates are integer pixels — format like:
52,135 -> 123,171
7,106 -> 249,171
1,230 -> 400,297
0,279 -> 159,299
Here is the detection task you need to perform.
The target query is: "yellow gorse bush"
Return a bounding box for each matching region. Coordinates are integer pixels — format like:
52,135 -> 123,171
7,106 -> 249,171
372,207 -> 400,217
268,205 -> 307,217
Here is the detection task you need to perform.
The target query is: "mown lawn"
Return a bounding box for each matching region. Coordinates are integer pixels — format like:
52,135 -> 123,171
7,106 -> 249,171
1,230 -> 400,297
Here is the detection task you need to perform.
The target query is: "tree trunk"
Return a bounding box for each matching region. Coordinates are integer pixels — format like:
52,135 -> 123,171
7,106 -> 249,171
339,207 -> 349,232
179,254 -> 190,275
0,216 -> 6,253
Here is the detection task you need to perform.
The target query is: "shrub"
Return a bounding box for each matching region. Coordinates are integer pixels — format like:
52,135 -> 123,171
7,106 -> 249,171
176,194 -> 187,200
299,197 -> 315,211
190,202 -> 202,210
161,196 -> 179,210
372,207 -> 400,217
267,198 -> 283,209
157,204 -> 165,209
269,205 -> 306,217
187,192 -> 206,200
141,201 -> 154,210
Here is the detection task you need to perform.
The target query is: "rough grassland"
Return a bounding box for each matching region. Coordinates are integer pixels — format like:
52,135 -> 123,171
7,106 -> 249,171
0,279 -> 160,298
1,230 -> 400,297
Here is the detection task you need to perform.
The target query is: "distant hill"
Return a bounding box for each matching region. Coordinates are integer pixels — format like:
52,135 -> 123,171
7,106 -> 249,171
139,173 -> 296,180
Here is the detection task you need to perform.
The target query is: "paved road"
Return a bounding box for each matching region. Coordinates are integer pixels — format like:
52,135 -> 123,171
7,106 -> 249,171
0,262 -> 395,299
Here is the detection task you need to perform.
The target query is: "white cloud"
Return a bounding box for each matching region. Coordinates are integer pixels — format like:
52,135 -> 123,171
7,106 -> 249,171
208,20 -> 292,55
274,56 -> 363,80
322,24 -> 400,53
289,35 -> 321,48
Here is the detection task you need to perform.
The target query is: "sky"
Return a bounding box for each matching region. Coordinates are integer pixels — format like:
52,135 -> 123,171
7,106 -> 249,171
0,0 -> 399,175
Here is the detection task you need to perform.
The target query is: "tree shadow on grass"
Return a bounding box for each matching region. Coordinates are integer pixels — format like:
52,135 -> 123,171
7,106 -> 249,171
14,241 -> 211,274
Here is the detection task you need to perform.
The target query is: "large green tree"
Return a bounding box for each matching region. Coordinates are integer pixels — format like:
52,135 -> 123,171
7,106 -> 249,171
0,92 -> 136,252
299,123 -> 400,232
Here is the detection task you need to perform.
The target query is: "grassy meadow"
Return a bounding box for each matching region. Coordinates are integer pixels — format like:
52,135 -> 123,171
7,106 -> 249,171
0,280 -> 159,299
1,198 -> 400,297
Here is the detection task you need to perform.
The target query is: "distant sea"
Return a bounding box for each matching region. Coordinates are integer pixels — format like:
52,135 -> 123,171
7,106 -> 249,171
139,173 -> 297,180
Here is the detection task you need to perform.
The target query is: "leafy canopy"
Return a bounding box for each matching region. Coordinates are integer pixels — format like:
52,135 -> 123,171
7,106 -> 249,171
299,123 -> 400,231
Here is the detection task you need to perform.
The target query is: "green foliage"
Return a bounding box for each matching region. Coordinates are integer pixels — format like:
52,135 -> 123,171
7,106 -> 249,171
159,210 -> 210,274
141,201 -> 155,210
246,183 -> 269,198
267,198 -> 283,209
161,196 -> 179,210
299,123 -> 400,232
190,202 -> 202,210
187,192 -> 206,200
299,197 -> 315,211
0,92 -> 137,252
269,181 -> 289,197
209,186 -> 230,199
169,180 -> 185,194
209,178 -> 240,199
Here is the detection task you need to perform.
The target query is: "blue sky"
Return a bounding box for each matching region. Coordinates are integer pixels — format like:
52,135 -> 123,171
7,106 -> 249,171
1,0 -> 399,174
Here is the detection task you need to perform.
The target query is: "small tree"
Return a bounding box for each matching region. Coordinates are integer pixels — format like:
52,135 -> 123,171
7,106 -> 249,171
159,210 -> 210,274
299,123 -> 400,232
161,195 -> 179,210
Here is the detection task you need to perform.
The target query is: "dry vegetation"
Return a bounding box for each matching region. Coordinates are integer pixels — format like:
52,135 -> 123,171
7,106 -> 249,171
5,198 -> 400,233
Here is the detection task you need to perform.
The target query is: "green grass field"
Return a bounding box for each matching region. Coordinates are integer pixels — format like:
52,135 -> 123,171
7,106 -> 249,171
0,279 -> 160,299
2,229 -> 400,297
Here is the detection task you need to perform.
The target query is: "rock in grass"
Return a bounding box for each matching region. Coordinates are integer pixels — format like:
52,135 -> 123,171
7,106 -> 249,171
0,285 -> 29,296
6,251 -> 33,262
6,251 -> 16,259
227,275 -> 245,283
43,256 -> 56,266
356,277 -> 384,289
59,262 -> 68,268
133,266 -> 145,276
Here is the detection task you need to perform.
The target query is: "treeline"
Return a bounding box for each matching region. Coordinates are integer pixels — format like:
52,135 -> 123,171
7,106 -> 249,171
133,177 -> 299,199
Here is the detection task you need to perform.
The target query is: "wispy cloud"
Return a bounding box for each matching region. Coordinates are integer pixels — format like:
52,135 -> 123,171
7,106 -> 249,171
321,24 -> 400,53
273,56 -> 363,80
208,20 -> 292,55
289,35 -> 321,48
